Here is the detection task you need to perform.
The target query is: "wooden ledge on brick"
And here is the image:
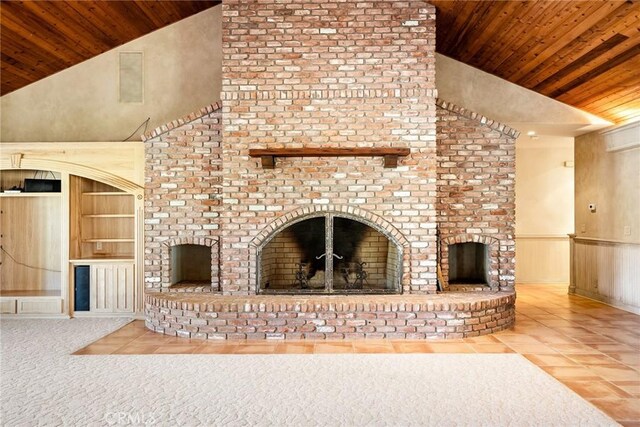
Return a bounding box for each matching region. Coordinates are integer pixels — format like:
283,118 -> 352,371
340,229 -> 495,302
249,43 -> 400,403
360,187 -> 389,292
248,147 -> 411,169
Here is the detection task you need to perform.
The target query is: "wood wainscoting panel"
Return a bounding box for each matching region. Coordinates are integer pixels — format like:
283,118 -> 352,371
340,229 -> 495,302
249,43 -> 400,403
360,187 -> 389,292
90,262 -> 135,313
0,298 -> 17,314
16,298 -> 62,314
572,238 -> 640,314
516,236 -> 570,284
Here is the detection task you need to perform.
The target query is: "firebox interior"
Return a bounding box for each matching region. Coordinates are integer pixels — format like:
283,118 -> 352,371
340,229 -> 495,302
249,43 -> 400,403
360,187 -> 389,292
258,214 -> 401,294
171,244 -> 211,285
448,242 -> 489,285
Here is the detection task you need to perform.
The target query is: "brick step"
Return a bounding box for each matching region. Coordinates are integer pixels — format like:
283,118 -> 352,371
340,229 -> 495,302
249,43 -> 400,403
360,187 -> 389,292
144,291 -> 516,340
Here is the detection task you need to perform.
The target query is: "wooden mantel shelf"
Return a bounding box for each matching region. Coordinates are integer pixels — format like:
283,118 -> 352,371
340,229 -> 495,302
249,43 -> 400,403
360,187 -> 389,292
248,147 -> 411,169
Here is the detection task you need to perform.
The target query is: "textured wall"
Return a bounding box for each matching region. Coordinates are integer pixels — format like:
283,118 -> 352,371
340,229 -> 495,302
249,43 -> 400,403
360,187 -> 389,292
575,127 -> 640,243
514,136 -> 573,285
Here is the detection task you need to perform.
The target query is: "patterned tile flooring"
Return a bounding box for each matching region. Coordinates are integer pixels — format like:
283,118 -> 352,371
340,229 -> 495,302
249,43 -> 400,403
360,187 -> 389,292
76,284 -> 640,425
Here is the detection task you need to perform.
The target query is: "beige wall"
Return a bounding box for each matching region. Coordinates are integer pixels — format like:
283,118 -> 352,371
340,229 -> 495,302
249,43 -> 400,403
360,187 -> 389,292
0,6 -> 222,142
575,126 -> 640,243
515,136 -> 574,236
515,136 -> 574,283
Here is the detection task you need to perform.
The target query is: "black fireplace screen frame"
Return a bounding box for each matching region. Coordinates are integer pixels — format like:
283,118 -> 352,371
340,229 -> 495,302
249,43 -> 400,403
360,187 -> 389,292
256,212 -> 403,295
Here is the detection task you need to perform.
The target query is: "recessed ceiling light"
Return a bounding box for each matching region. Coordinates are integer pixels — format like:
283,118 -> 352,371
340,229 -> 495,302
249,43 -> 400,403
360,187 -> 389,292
527,131 -> 536,136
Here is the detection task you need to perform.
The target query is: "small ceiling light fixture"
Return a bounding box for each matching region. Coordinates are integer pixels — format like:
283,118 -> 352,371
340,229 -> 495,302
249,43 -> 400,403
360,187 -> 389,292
527,130 -> 539,140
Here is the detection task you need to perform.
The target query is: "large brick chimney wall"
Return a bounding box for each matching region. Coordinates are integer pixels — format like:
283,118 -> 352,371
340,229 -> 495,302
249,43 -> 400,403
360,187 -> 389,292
220,0 -> 438,294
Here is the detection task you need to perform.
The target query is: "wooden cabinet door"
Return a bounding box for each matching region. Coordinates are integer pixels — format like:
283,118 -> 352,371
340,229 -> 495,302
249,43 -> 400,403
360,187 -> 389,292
90,263 -> 134,313
113,263 -> 134,313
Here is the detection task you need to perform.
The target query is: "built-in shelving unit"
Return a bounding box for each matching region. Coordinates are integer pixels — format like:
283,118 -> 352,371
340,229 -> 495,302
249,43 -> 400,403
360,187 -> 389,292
1,141 -> 144,318
83,238 -> 135,243
0,193 -> 62,198
83,214 -> 135,218
71,176 -> 135,260
68,176 -> 136,315
82,192 -> 132,196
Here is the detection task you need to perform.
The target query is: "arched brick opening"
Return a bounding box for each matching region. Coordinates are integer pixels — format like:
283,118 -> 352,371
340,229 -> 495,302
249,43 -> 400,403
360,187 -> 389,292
249,205 -> 410,294
161,237 -> 219,292
440,234 -> 500,291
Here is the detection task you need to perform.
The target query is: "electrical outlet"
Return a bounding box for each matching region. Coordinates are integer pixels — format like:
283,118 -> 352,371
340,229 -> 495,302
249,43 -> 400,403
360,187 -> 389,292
96,241 -> 103,251
624,226 -> 631,236
580,224 -> 586,233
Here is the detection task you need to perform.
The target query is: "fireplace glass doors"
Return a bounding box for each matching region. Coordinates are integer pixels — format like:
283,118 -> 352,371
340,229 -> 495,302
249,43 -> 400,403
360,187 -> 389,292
258,214 -> 402,294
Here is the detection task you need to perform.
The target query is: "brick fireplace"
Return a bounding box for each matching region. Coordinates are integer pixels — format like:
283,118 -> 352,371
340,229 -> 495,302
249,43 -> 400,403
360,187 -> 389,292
143,0 -> 518,339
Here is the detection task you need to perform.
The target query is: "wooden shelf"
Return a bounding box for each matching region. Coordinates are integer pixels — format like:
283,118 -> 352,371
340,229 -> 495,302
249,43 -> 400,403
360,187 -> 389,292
83,238 -> 134,243
82,214 -> 134,218
70,258 -> 134,263
248,147 -> 411,168
72,177 -> 136,260
82,192 -> 129,196
0,192 -> 61,198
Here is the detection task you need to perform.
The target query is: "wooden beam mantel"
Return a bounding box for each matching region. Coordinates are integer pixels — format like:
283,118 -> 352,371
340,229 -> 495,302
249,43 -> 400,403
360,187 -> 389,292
248,147 -> 411,169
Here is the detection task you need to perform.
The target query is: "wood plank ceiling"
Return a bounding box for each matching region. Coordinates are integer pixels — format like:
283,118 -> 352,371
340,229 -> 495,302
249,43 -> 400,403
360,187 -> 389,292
1,1 -> 639,124
1,1 -> 218,96
431,0 -> 640,124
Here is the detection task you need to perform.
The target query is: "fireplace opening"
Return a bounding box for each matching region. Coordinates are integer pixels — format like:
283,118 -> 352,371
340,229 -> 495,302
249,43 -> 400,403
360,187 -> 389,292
258,214 -> 402,294
171,244 -> 211,286
448,242 -> 489,285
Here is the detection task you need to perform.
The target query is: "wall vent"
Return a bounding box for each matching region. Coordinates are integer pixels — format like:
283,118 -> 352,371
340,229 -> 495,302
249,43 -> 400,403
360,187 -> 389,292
119,52 -> 143,103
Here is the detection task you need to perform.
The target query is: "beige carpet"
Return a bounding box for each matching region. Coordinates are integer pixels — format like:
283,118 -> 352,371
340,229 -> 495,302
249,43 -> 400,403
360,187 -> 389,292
0,318 -> 617,426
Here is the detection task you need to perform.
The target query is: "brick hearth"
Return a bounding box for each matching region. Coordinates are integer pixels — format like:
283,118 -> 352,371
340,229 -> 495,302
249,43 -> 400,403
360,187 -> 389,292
145,292 -> 515,340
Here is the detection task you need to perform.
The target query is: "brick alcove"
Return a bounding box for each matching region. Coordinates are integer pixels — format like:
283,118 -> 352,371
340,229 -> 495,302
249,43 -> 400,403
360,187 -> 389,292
161,237 -> 220,292
440,234 -> 500,291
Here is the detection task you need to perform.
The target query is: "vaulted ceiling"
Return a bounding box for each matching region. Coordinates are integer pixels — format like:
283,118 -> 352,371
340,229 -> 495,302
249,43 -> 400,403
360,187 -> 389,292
431,0 -> 640,124
1,1 -> 639,124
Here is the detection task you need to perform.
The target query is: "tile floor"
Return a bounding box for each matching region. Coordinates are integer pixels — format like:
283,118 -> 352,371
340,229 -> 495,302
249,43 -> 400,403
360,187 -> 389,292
76,284 -> 639,425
